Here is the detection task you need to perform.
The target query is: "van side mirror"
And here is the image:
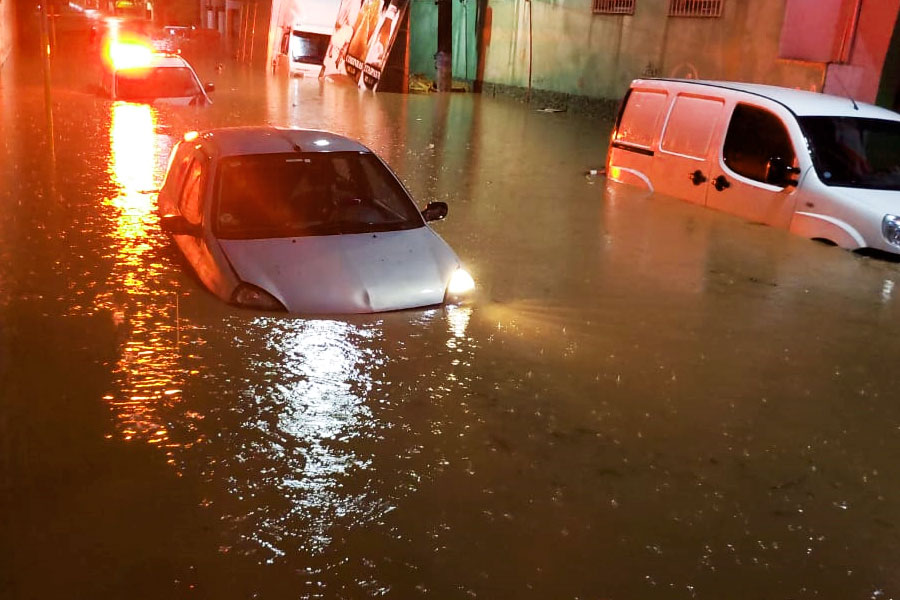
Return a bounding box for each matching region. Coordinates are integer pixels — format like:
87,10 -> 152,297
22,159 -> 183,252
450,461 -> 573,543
160,214 -> 202,236
765,156 -> 799,187
422,201 -> 449,222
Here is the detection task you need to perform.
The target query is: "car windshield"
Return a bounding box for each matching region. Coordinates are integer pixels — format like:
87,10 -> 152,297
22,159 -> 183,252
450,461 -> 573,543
799,116 -> 900,190
290,31 -> 330,64
214,152 -> 425,239
116,66 -> 201,100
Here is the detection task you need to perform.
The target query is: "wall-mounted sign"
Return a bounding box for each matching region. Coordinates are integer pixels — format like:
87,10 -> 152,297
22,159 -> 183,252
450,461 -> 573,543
322,0 -> 408,90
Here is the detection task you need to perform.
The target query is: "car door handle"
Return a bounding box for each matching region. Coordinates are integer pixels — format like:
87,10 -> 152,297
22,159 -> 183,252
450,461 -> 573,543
689,170 -> 707,186
712,175 -> 731,192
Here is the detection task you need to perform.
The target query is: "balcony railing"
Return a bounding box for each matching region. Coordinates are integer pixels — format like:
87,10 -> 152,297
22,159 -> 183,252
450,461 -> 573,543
668,0 -> 723,17
592,0 -> 635,15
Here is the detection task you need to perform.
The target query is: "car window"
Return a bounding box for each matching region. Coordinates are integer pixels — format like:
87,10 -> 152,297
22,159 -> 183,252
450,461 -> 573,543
179,157 -> 205,225
214,152 -> 425,239
165,145 -> 194,194
723,104 -> 795,184
115,66 -> 201,100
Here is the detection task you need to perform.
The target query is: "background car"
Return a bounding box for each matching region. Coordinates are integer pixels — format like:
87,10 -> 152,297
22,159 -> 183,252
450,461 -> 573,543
157,127 -> 475,313
100,44 -> 214,105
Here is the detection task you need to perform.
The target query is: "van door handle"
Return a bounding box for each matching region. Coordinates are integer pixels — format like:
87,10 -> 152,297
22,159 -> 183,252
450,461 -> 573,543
712,175 -> 731,192
689,170 -> 707,186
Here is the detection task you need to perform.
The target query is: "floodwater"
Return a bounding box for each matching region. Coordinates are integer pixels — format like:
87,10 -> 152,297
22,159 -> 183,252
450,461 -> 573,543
3,16 -> 900,600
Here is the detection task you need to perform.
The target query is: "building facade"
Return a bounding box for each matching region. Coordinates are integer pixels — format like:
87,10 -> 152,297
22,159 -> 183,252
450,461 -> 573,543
1,0 -> 14,68
409,0 -> 900,109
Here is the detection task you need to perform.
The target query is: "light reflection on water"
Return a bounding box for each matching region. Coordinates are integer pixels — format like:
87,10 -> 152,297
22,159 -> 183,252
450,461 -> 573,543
99,101 -> 183,447
190,307 -> 480,567
258,317 -> 379,555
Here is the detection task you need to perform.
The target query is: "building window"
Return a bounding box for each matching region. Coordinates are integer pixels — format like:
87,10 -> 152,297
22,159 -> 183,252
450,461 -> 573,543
593,0 -> 635,15
668,0 -> 723,17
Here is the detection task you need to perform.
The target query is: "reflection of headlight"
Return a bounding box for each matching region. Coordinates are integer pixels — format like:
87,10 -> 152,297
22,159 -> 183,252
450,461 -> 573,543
446,268 -> 475,300
883,215 -> 900,246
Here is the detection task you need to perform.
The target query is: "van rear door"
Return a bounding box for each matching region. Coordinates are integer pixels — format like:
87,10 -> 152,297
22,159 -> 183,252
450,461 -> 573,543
652,93 -> 726,205
607,86 -> 669,190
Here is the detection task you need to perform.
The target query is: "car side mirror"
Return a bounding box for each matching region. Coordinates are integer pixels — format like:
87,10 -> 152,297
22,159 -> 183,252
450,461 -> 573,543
421,201 -> 448,222
205,82 -> 215,93
765,156 -> 799,187
159,214 -> 202,236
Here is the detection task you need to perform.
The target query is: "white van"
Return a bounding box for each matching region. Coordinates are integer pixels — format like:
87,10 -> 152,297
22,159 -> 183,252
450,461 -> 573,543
275,23 -> 334,78
606,79 -> 900,255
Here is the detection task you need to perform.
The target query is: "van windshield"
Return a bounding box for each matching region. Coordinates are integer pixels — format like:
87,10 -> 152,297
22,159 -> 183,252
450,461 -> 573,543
291,31 -> 330,64
799,116 -> 900,191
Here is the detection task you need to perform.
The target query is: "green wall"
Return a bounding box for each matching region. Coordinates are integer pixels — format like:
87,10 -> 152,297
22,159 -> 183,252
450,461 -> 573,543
409,0 -> 477,81
410,0 -> 825,101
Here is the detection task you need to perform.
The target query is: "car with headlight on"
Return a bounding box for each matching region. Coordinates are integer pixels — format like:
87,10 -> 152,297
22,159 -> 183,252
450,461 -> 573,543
100,42 -> 214,105
157,127 -> 475,314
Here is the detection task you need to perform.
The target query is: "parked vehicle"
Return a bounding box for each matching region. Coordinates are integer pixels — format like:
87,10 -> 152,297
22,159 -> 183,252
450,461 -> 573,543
273,0 -> 340,78
157,127 -> 475,313
277,23 -> 334,77
100,46 -> 214,105
607,79 -> 900,254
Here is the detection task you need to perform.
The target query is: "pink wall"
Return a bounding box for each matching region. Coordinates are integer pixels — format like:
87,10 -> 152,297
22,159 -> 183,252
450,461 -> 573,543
823,0 -> 900,103
779,0 -> 848,63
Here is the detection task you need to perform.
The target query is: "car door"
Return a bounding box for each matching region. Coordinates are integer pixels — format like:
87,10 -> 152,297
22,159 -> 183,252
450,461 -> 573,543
707,102 -> 801,228
174,153 -> 225,291
652,92 -> 727,205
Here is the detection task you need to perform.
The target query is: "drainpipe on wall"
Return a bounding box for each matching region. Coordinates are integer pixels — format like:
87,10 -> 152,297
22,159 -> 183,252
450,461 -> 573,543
525,0 -> 532,102
837,0 -> 863,63
436,0 -> 453,91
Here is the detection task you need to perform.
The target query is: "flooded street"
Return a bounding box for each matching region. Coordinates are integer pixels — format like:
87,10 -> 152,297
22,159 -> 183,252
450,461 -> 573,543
4,17 -> 900,599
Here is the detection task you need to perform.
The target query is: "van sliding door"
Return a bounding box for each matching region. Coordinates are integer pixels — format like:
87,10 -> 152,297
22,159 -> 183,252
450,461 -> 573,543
708,103 -> 799,227
652,93 -> 726,205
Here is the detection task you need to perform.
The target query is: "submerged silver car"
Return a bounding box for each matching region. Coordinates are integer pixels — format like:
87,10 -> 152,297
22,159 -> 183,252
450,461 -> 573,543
157,127 -> 474,313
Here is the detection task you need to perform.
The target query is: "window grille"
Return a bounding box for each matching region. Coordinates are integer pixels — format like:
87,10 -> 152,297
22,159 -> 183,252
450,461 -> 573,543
668,0 -> 722,17
592,0 -> 635,15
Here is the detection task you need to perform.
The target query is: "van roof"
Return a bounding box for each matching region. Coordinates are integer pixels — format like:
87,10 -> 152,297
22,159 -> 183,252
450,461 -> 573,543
635,78 -> 900,121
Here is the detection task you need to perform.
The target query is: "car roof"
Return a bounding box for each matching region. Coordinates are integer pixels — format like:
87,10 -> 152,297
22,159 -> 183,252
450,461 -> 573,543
195,127 -> 372,158
144,53 -> 191,68
635,78 -> 900,121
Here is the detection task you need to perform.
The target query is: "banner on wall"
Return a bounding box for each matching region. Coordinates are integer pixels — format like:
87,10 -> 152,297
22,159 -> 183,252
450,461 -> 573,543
322,0 -> 409,90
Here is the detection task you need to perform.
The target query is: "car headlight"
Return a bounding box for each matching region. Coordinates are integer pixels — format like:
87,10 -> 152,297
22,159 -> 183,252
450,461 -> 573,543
231,283 -> 286,311
445,268 -> 475,302
883,215 -> 900,247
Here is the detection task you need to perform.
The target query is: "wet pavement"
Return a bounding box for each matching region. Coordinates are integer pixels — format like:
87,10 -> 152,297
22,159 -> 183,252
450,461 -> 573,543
3,14 -> 900,600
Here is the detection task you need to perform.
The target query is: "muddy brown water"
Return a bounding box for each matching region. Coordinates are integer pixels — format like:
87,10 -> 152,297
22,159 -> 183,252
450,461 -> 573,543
2,17 -> 900,599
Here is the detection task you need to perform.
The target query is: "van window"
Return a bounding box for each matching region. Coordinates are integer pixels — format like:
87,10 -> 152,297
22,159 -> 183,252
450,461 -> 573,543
660,94 -> 724,159
723,104 -> 795,183
616,89 -> 668,149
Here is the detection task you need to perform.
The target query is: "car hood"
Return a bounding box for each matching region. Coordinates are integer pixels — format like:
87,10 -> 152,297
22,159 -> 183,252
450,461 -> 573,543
152,93 -> 211,106
218,226 -> 460,314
